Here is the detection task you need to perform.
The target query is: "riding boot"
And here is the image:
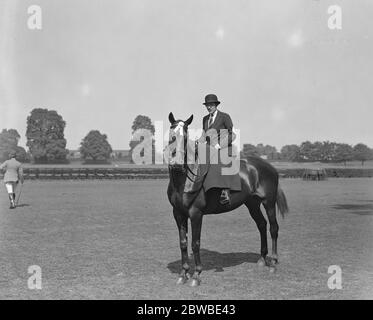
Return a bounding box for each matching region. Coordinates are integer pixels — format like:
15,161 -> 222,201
220,189 -> 231,205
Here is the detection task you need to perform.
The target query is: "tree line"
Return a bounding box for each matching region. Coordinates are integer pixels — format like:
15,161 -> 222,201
0,108 -> 152,164
1,107 -> 372,165
0,108 -> 112,164
242,141 -> 373,165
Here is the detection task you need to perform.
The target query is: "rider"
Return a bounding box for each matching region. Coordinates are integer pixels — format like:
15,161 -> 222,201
199,94 -> 237,205
195,94 -> 264,204
0,151 -> 24,209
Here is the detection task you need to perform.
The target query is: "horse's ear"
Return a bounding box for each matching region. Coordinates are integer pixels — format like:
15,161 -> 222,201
168,112 -> 176,124
185,114 -> 193,126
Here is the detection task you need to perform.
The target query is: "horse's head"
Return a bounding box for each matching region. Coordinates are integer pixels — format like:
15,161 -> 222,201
167,112 -> 193,171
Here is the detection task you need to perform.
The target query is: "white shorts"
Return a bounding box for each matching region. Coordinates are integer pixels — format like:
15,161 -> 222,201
5,182 -> 17,194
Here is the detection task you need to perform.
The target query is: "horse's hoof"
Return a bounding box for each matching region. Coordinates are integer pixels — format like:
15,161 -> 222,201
267,256 -> 278,267
271,256 -> 279,264
257,257 -> 266,267
176,273 -> 190,285
176,277 -> 187,285
269,266 -> 276,273
189,278 -> 201,287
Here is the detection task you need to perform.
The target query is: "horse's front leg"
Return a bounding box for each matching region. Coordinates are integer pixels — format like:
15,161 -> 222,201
173,208 -> 190,284
190,209 -> 203,286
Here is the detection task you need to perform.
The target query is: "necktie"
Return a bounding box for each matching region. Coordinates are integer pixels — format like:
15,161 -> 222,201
208,114 -> 213,127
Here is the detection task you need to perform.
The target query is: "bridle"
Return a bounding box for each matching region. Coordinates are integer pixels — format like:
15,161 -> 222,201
167,122 -> 208,183
167,121 -> 211,209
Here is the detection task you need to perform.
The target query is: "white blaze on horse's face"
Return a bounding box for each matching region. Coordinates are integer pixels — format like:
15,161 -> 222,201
174,121 -> 185,136
170,121 -> 185,165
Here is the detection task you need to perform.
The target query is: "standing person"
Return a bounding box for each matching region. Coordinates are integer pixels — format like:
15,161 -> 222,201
0,151 -> 24,209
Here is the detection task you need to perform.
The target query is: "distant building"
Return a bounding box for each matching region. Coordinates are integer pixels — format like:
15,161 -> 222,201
111,150 -> 131,162
67,150 -> 81,160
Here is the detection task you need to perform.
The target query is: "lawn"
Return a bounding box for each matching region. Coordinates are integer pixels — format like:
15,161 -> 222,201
0,178 -> 372,299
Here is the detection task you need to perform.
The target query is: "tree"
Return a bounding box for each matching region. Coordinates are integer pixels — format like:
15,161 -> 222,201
267,151 -> 281,160
299,141 -> 325,161
241,144 -> 259,158
0,129 -> 28,162
80,130 -> 113,163
299,141 -> 313,161
333,143 -> 353,166
353,143 -> 372,166
26,108 -> 68,163
320,141 -> 337,162
131,115 -> 155,135
310,141 -> 323,161
256,144 -> 277,157
0,129 -> 20,160
280,144 -> 301,162
129,115 -> 155,164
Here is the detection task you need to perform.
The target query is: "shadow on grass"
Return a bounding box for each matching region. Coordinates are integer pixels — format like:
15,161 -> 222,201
167,249 -> 261,274
332,203 -> 373,216
16,204 -> 30,208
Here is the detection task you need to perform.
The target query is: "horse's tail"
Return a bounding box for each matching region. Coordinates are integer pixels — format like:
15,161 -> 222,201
276,186 -> 289,218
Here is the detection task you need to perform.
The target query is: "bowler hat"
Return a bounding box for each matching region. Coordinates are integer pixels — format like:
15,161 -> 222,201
203,94 -> 220,106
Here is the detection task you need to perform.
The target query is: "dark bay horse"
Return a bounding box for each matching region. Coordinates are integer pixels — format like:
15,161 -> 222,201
167,113 -> 289,286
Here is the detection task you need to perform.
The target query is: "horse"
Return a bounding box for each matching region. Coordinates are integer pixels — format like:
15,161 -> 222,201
166,113 -> 289,286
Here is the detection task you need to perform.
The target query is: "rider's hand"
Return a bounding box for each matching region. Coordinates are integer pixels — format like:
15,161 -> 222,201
195,140 -> 206,147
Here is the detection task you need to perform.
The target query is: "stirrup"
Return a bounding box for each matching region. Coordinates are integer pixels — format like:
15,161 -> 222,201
219,190 -> 231,205
220,198 -> 230,205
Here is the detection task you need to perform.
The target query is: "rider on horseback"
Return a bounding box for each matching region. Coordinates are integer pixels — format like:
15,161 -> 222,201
196,94 -> 264,205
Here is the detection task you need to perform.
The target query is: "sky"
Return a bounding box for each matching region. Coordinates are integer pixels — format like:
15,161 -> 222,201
0,0 -> 372,151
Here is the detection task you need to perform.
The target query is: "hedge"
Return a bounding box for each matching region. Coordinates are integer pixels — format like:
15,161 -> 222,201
0,167 -> 372,180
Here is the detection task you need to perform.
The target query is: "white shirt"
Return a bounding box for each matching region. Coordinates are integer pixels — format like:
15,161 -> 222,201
207,110 -> 221,149
208,110 -> 218,127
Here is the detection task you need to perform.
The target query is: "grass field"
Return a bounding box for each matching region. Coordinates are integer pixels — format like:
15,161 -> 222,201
0,178 -> 372,299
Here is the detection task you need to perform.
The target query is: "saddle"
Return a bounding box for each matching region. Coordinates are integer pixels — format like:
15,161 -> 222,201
184,159 -> 261,196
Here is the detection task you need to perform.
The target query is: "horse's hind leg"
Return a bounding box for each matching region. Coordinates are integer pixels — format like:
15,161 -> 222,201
245,199 -> 268,266
263,202 -> 279,265
173,208 -> 190,284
